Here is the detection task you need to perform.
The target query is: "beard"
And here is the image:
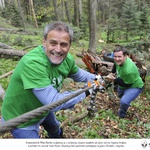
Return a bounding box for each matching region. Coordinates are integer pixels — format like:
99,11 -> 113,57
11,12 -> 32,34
48,50 -> 67,65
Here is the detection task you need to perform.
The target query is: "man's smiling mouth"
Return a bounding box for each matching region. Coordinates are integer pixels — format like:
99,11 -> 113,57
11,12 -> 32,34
51,51 -> 64,57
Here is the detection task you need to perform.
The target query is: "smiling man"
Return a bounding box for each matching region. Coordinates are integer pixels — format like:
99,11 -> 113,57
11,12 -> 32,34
43,28 -> 71,65
108,46 -> 144,118
1,21 -> 99,138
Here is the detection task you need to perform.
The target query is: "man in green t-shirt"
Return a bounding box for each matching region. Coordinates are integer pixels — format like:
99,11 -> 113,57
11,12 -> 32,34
108,46 -> 144,118
1,21 -> 102,138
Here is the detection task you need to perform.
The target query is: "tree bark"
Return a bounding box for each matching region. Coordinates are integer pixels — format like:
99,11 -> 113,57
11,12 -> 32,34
74,0 -> 79,27
64,0 -> 71,22
29,0 -> 38,28
88,0 -> 97,53
60,0 -> 65,21
0,48 -> 27,59
0,42 -> 14,49
17,0 -> 25,29
0,0 -> 5,9
52,0 -> 59,20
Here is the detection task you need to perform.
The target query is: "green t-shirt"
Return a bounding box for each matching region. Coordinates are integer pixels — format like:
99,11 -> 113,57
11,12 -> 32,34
2,45 -> 79,127
115,57 -> 144,89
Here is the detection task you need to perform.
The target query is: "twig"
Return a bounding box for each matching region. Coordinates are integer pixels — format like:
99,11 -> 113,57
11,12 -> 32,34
0,84 -> 5,100
60,111 -> 88,128
134,112 -> 140,122
0,70 -> 13,79
22,45 -> 38,51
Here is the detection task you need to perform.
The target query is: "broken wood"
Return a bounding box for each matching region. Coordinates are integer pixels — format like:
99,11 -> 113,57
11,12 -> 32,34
80,50 -> 114,75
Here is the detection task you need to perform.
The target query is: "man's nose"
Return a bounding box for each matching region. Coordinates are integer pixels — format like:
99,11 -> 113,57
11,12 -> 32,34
55,44 -> 61,52
115,57 -> 119,61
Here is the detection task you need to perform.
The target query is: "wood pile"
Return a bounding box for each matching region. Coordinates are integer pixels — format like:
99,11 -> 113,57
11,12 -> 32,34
81,50 -> 114,76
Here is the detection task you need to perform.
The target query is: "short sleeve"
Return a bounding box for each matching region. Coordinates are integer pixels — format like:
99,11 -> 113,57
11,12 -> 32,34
21,60 -> 50,89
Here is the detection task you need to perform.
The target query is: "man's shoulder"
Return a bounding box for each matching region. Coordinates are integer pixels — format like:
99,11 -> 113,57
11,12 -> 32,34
65,53 -> 75,63
26,45 -> 43,56
22,46 -> 46,62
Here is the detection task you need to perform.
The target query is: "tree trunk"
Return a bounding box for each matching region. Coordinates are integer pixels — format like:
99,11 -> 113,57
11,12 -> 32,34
88,0 -> 97,53
73,0 -> 79,27
60,0 -> 65,21
0,0 -> 5,9
29,0 -> 38,28
52,0 -> 59,20
107,29 -> 110,43
78,0 -> 83,27
17,0 -> 25,29
64,0 -> 71,22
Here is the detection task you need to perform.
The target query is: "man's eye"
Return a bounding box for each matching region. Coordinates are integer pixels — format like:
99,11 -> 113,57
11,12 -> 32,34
61,43 -> 68,48
50,41 -> 57,46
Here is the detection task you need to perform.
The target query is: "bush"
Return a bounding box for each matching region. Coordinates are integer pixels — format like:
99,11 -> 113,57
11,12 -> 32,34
1,4 -> 22,27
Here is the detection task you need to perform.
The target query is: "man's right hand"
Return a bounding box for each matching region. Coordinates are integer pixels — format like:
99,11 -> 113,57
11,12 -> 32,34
105,73 -> 116,81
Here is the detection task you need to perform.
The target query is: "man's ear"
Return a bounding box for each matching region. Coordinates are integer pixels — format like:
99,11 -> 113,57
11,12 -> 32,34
43,37 -> 46,47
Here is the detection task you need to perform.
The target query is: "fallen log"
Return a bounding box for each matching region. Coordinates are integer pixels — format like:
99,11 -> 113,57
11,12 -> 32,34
0,28 -> 19,32
0,42 -> 14,49
0,28 -> 39,35
0,48 -> 27,59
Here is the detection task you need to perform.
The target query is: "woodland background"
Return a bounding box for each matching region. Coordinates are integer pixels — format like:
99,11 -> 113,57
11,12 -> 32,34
0,0 -> 150,138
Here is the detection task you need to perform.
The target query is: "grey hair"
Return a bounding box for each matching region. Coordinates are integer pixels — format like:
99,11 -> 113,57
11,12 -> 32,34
43,21 -> 73,43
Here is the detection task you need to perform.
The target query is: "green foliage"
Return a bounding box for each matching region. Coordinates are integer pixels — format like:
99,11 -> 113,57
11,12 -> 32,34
0,59 -> 18,90
0,32 -> 42,50
105,0 -> 150,43
1,3 -> 22,27
71,24 -> 84,42
121,0 -> 141,29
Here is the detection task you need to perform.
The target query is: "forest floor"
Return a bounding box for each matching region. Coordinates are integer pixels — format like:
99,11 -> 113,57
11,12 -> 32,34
1,77 -> 149,139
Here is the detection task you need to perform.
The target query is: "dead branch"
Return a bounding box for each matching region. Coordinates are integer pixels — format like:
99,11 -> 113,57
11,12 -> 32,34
0,70 -> 13,79
60,111 -> 88,128
22,45 -> 38,51
0,84 -> 5,100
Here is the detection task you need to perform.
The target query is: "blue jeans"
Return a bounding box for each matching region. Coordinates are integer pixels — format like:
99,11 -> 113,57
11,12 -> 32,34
117,86 -> 143,117
11,111 -> 61,138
